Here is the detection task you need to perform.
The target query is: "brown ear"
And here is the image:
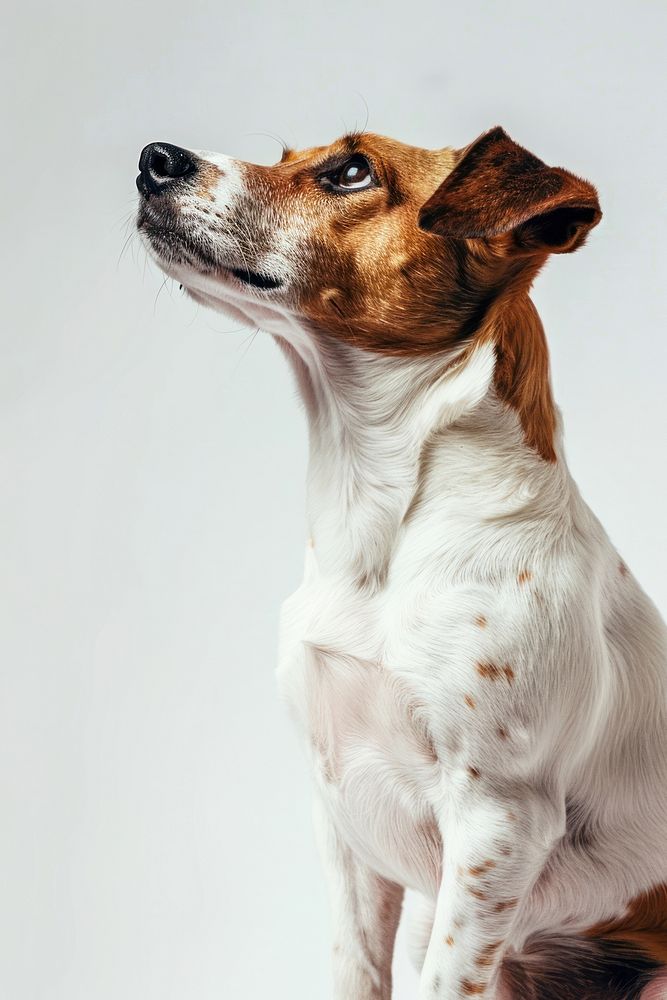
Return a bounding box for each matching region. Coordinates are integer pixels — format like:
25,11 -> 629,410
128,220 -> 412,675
419,127 -> 601,254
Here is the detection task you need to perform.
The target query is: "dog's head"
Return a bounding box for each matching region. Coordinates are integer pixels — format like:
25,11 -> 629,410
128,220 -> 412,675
136,127 -> 600,355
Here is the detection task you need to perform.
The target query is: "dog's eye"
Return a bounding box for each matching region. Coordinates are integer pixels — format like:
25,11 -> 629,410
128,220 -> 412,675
323,156 -> 375,192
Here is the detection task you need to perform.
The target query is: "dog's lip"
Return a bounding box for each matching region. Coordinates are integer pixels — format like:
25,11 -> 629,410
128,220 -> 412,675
229,268 -> 283,291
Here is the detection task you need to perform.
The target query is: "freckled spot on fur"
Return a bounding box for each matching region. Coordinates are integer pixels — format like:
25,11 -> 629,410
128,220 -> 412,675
619,560 -> 628,577
477,662 -> 514,683
476,941 -> 502,967
461,979 -> 486,995
494,897 -> 518,912
518,569 -> 533,585
469,860 -> 496,876
474,614 -> 487,628
498,844 -> 512,857
469,886 -> 488,900
445,934 -> 455,946
497,726 -> 509,740
476,661 -> 502,680
464,694 -> 477,709
507,811 -> 518,822
468,766 -> 481,780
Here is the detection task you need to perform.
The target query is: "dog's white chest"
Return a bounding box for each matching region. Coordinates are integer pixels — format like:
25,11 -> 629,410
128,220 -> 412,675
277,556 -> 443,894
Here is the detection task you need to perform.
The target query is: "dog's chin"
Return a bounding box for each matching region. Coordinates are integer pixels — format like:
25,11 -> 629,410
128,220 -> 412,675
146,257 -> 288,330
182,284 -> 261,328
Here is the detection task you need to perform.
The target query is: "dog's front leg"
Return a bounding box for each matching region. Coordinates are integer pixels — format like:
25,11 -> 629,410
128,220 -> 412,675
314,795 -> 404,1000
418,785 -> 563,1000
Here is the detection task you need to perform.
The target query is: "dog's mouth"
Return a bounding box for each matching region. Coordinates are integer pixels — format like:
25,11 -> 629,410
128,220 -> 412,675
229,268 -> 283,291
138,215 -> 284,293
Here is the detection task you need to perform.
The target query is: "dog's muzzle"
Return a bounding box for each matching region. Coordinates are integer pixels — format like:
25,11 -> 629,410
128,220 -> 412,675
136,142 -> 197,197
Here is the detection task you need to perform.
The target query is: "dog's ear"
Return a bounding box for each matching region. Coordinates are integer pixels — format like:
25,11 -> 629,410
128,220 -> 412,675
419,127 -> 601,254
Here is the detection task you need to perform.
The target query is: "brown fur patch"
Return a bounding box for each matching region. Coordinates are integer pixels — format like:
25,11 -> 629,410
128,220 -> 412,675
585,883 -> 667,964
464,694 -> 477,709
468,766 -> 481,780
477,941 -> 502,968
486,296 -> 558,462
469,860 -> 495,876
476,661 -> 504,680
461,979 -> 487,995
517,569 -> 533,585
418,126 -> 601,251
494,897 -> 518,913
475,614 -> 488,628
476,662 -> 515,683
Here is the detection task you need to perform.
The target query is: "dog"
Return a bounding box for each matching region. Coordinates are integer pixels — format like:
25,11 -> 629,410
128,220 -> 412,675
136,125 -> 667,1000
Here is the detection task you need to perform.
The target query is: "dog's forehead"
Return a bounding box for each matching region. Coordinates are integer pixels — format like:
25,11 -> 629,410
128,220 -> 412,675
276,132 -> 458,199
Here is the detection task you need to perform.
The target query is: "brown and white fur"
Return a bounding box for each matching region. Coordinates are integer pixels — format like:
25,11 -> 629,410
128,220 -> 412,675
136,126 -> 667,1000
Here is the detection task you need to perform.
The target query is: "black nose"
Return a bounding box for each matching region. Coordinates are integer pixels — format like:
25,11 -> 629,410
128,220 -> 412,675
136,142 -> 197,196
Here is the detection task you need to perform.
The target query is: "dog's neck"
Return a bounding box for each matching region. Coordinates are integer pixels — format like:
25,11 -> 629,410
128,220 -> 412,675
276,294 -> 571,588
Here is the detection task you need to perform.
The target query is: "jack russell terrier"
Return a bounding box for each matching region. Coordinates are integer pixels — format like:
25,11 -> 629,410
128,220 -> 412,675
136,126 -> 667,1000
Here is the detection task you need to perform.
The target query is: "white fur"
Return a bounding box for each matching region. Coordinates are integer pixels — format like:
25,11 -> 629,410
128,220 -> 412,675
275,334 -> 667,999
139,149 -> 667,1000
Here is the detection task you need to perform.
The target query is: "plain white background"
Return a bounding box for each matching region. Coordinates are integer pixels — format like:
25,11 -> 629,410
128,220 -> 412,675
2,2 -> 666,998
